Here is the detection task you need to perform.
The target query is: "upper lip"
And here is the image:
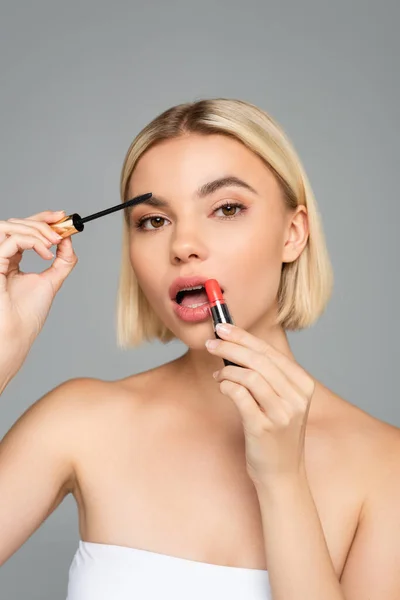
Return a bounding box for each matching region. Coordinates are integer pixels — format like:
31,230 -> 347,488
169,275 -> 224,301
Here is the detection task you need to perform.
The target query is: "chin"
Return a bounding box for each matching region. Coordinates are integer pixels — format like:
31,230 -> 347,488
170,322 -> 215,346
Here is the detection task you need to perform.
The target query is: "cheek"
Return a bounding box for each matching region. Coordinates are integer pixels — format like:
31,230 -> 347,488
128,245 -> 160,303
232,217 -> 284,273
227,223 -> 285,317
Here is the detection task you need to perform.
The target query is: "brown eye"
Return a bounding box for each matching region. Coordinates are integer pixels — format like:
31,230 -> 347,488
220,204 -> 237,217
136,215 -> 167,230
135,201 -> 245,232
214,202 -> 245,218
149,217 -> 165,228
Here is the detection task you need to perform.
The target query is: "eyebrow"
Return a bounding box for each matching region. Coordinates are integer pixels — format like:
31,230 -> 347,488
130,176 -> 258,209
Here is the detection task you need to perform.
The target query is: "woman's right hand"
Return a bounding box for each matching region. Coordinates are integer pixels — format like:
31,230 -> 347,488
0,210 -> 78,384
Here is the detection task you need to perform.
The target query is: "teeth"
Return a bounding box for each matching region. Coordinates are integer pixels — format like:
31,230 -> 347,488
186,302 -> 208,308
178,285 -> 204,292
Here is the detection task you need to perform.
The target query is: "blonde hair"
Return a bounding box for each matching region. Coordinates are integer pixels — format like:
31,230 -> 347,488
116,98 -> 333,348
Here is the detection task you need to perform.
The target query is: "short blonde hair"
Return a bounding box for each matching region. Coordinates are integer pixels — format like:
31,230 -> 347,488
116,98 -> 333,348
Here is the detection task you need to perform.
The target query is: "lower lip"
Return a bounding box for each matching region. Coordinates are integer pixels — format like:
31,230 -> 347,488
172,300 -> 210,322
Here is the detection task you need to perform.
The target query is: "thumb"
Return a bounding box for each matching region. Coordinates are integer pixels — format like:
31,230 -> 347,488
40,236 -> 78,293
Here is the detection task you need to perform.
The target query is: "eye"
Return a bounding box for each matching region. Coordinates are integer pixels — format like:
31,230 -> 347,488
135,215 -> 166,231
215,201 -> 245,218
134,201 -> 246,231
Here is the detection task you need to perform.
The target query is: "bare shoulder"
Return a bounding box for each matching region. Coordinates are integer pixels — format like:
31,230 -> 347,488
331,389 -> 400,455
23,375 -> 147,494
49,365 -> 171,431
1,376 -> 116,440
48,370 -> 155,409
11,374 -> 144,455
330,391 -> 400,596
352,403 -> 400,513
320,386 -> 400,508
36,362 -> 171,427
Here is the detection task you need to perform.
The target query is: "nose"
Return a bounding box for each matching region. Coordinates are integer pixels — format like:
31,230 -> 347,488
169,219 -> 208,265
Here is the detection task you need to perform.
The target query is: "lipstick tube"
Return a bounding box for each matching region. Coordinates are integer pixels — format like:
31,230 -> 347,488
204,279 -> 242,368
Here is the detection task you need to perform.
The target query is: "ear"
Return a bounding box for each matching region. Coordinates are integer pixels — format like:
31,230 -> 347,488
282,206 -> 309,264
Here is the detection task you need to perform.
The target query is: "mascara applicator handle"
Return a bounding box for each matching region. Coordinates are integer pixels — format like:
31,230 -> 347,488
50,213 -> 84,238
47,192 -> 153,239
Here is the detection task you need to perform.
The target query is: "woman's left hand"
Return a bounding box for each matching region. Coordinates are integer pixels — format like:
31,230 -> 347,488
206,323 -> 316,490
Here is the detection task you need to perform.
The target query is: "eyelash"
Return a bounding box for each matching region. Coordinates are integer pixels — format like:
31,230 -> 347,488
133,201 -> 246,232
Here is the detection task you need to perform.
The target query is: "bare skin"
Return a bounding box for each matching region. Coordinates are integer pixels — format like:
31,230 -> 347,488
67,362 -> 398,579
1,132 -> 398,584
64,132 -> 398,578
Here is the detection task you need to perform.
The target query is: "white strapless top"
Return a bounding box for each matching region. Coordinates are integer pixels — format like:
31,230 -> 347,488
66,541 -> 272,600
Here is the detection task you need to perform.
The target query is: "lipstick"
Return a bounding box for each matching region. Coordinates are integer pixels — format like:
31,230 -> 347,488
49,193 -> 153,238
204,279 -> 242,368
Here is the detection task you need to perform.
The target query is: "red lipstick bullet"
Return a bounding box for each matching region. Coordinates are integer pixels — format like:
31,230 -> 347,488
204,279 -> 241,368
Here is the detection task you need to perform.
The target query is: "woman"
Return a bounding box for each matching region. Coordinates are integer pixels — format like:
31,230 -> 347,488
0,99 -> 399,600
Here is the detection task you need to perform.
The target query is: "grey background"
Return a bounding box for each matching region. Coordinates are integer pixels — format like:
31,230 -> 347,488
0,0 -> 399,597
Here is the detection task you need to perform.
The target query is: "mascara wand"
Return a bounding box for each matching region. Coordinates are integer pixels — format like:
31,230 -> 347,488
50,193 -> 152,239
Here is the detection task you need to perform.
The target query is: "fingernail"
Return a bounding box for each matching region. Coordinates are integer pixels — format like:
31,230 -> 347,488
216,323 -> 231,335
205,339 -> 220,349
212,370 -> 220,379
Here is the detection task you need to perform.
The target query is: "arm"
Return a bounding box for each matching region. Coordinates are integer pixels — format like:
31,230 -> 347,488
256,473 -> 345,600
0,378 -> 89,566
339,430 -> 400,599
255,431 -> 400,600
0,346 -> 26,396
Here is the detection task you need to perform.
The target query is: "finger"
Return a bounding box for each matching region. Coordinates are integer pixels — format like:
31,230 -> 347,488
0,233 -> 54,260
7,218 -> 63,245
216,323 -> 282,358
208,340 -> 298,399
214,324 -> 314,397
219,380 -> 271,431
215,366 -> 295,419
25,210 -> 66,222
0,235 -> 54,282
39,236 -> 78,293
0,220 -> 58,247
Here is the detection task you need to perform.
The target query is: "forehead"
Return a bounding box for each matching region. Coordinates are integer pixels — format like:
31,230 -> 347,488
128,133 -> 278,194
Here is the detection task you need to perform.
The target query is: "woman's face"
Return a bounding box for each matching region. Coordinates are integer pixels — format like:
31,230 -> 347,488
126,133 -> 307,347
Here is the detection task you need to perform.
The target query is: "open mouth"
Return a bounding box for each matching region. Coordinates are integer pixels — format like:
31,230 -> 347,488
174,285 -> 225,307
175,285 -> 208,306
